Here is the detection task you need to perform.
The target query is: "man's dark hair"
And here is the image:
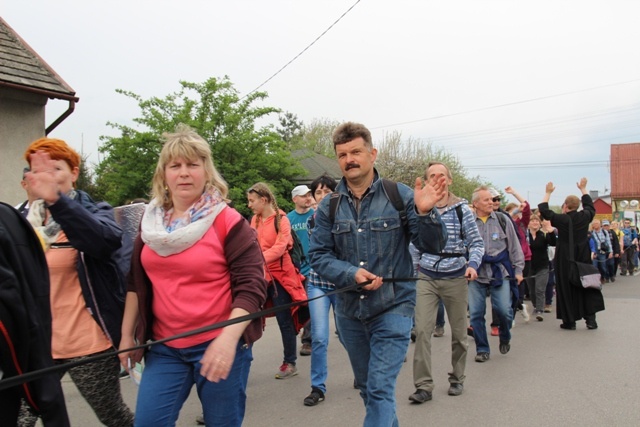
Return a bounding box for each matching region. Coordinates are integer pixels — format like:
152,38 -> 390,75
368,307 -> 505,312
310,173 -> 337,195
332,122 -> 372,150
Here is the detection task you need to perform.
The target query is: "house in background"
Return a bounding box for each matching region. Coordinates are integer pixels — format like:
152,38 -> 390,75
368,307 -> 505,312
292,149 -> 342,185
610,142 -> 640,224
590,190 -> 612,222
0,16 -> 78,205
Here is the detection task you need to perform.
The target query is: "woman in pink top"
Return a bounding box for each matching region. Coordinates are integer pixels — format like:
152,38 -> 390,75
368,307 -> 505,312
247,183 -> 309,380
119,125 -> 267,427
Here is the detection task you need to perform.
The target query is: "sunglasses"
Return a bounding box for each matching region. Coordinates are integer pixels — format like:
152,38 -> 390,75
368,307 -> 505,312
247,188 -> 264,197
492,197 -> 501,202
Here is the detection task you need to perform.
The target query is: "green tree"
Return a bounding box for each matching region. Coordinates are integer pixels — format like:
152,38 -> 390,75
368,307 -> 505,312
300,118 -> 340,157
276,112 -> 304,148
375,131 -> 487,202
95,77 -> 304,214
76,154 -> 99,198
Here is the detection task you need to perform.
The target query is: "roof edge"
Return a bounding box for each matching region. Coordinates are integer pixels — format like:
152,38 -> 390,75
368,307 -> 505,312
0,16 -> 76,97
0,81 -> 79,102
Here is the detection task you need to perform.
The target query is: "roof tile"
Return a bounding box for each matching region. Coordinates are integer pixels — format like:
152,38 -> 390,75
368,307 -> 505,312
0,17 -> 76,99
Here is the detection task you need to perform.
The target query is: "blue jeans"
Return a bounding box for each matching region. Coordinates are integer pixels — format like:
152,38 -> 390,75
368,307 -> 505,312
135,340 -> 252,427
336,311 -> 412,427
269,280 -> 297,365
307,284 -> 339,393
468,280 -> 513,354
593,253 -> 609,280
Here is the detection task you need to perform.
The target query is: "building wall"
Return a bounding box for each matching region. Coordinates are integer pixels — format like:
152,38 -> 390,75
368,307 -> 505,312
0,87 -> 46,205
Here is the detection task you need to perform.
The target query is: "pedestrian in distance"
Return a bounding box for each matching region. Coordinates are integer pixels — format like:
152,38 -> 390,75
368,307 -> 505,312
287,184 -> 314,357
526,213 -> 556,321
303,174 -> 342,407
468,186 -> 524,363
538,178 -> 605,330
247,182 -> 309,380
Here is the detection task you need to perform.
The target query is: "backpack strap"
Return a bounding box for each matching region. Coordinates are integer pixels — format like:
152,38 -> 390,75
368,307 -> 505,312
455,205 -> 464,240
495,211 -> 508,234
380,178 -> 408,230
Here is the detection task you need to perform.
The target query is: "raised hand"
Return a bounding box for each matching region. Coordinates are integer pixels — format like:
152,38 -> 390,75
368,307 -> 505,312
545,182 -> 555,194
413,175 -> 446,214
26,151 -> 62,204
577,177 -> 588,191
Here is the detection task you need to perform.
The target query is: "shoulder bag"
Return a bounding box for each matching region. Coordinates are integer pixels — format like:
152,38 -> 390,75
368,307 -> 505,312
568,217 -> 602,290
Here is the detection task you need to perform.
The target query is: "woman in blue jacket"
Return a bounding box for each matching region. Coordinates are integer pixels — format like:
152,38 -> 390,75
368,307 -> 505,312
20,138 -> 133,427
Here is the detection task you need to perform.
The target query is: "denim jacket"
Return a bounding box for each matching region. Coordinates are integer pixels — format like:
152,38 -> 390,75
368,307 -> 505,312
308,171 -> 447,321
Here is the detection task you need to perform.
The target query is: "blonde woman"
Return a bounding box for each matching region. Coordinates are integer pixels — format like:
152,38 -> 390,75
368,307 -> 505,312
247,183 -> 308,379
610,220 -> 624,276
119,125 -> 267,426
526,214 -> 556,321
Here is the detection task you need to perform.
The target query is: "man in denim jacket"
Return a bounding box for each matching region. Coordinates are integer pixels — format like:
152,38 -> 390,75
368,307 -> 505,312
309,122 -> 447,427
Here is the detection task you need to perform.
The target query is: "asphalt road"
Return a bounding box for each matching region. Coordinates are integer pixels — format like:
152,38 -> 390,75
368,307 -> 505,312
55,273 -> 640,426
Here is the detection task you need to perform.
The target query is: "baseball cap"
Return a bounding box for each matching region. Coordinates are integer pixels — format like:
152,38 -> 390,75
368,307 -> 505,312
291,185 -> 311,198
488,187 -> 500,198
602,220 -> 610,226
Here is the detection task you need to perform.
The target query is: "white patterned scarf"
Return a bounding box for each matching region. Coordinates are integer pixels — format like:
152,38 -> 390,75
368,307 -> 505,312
141,187 -> 226,257
27,190 -> 77,250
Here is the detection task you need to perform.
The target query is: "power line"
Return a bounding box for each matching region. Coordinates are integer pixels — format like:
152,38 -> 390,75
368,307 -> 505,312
458,130 -> 640,164
465,156 -> 640,171
242,0 -> 362,99
370,78 -> 640,130
465,161 -> 608,171
425,104 -> 640,144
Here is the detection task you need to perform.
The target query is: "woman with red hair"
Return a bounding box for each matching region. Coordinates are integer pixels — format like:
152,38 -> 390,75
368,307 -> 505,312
20,137 -> 134,426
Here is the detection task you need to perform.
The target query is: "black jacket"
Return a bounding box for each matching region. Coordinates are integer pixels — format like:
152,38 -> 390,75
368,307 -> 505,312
0,202 -> 70,426
608,228 -> 621,255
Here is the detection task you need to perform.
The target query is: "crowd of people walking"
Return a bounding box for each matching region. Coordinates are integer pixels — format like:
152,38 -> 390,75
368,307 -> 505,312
2,122 -> 617,427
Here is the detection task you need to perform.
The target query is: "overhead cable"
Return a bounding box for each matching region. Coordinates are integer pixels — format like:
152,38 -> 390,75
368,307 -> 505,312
242,0 -> 362,99
370,78 -> 640,130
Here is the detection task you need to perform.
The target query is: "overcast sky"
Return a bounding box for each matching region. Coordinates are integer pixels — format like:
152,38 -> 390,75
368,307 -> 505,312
4,0 -> 640,206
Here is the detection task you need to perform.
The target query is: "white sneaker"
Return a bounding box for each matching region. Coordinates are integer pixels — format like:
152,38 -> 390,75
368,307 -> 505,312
520,304 -> 530,322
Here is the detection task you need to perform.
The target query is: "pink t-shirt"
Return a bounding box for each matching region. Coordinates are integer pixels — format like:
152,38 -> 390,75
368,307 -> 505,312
142,226 -> 232,348
47,232 -> 111,358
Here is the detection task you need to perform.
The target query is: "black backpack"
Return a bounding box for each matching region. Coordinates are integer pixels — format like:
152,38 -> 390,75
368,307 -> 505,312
274,218 -> 306,271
